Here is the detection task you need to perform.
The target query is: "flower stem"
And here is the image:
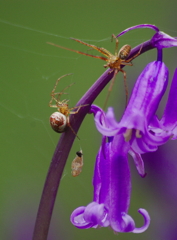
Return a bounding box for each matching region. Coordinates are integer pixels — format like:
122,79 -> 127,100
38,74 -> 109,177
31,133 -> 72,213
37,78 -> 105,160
32,39 -> 154,240
157,47 -> 163,62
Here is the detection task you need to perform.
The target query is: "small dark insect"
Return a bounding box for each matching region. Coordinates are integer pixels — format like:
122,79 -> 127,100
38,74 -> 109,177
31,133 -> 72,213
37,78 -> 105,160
49,74 -> 88,139
71,150 -> 83,177
47,35 -> 142,107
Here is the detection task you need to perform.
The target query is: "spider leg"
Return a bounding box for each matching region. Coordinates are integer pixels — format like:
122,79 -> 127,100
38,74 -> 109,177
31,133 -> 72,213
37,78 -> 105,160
103,69 -> 118,110
119,68 -> 128,106
53,99 -> 68,109
52,92 -> 68,97
50,74 -> 73,97
49,95 -> 61,107
70,106 -> 81,114
49,74 -> 73,106
126,44 -> 143,63
49,93 -> 69,107
50,93 -> 68,105
47,42 -> 107,61
55,83 -> 74,103
121,62 -> 133,66
60,83 -> 75,95
61,99 -> 69,104
69,104 -> 89,114
67,117 -> 80,140
70,38 -> 112,58
49,104 -> 58,108
111,34 -> 119,55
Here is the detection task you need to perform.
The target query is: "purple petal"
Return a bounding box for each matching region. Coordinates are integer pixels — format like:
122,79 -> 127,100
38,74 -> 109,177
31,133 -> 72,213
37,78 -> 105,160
90,104 -> 104,116
131,119 -> 171,153
70,202 -> 109,229
111,212 -> 135,232
148,115 -> 173,139
161,69 -> 177,135
128,148 -> 146,177
84,202 -> 108,226
92,138 -> 105,202
151,31 -> 177,48
132,137 -> 158,154
70,206 -> 95,229
108,135 -> 132,231
118,61 -> 169,152
120,61 -> 168,125
93,106 -> 119,136
120,213 -> 136,232
142,126 -> 170,145
106,107 -> 119,128
149,115 -> 164,130
117,24 -> 159,38
132,209 -> 150,233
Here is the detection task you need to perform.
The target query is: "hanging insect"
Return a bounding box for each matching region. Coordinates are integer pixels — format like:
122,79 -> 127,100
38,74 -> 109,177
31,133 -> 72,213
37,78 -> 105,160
49,74 -> 88,139
47,35 -> 142,107
71,150 -> 83,177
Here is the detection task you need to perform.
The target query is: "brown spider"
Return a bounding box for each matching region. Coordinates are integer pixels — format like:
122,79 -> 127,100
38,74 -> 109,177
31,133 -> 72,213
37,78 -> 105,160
47,35 -> 142,108
49,74 -> 88,139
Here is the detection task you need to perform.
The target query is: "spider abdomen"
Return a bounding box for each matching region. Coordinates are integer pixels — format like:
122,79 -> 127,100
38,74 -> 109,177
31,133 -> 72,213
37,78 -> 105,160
50,112 -> 67,133
118,45 -> 131,60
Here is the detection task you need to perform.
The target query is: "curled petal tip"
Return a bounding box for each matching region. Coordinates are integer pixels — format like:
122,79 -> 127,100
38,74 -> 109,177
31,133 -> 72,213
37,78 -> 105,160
70,202 -> 109,229
121,213 -> 136,232
70,206 -> 94,229
132,208 -> 150,233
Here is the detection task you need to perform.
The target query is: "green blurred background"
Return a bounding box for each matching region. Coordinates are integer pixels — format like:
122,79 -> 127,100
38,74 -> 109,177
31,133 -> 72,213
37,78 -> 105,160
0,0 -> 177,239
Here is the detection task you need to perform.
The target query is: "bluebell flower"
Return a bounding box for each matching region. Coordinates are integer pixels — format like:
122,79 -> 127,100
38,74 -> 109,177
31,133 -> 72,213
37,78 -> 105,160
70,58 -> 169,232
91,105 -> 146,177
70,133 -> 150,232
93,61 -> 170,154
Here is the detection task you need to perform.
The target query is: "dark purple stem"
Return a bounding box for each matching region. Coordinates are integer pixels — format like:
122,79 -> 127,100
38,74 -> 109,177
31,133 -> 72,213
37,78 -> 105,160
157,48 -> 163,62
32,39 -> 154,240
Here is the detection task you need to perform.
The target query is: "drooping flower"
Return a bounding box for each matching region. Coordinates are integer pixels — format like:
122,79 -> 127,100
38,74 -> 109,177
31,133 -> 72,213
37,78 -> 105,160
118,61 -> 170,153
91,105 -> 146,177
93,61 -> 170,154
70,133 -> 150,233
